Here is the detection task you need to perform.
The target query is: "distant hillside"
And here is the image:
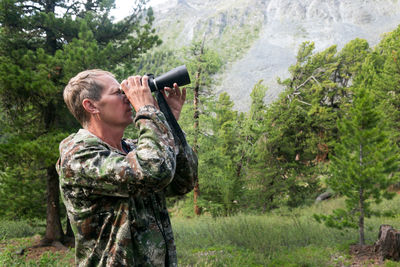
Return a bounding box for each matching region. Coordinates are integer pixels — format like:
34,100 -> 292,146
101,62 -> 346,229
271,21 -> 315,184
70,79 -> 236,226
150,0 -> 400,110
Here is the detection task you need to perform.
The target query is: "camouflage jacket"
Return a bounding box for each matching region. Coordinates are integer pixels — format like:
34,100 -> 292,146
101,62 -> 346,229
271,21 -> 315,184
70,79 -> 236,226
56,105 -> 198,267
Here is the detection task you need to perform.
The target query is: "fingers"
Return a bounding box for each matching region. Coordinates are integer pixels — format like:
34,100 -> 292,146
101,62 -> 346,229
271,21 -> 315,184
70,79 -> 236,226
121,76 -> 151,94
129,76 -> 140,88
163,86 -> 176,96
141,75 -> 149,88
173,83 -> 182,98
121,79 -> 128,91
164,83 -> 184,98
161,87 -> 168,98
130,75 -> 146,88
181,87 -> 186,102
121,75 -> 156,112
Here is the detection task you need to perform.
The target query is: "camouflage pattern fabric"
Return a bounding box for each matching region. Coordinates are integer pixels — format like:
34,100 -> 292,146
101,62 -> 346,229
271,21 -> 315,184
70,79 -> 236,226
56,105 -> 198,266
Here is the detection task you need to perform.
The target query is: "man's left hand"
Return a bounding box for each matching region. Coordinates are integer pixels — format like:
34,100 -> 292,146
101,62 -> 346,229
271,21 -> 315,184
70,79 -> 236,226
162,83 -> 186,121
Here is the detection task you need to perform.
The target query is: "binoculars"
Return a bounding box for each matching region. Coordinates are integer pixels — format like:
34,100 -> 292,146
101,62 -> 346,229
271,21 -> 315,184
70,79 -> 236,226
147,65 -> 191,92
149,65 -> 191,147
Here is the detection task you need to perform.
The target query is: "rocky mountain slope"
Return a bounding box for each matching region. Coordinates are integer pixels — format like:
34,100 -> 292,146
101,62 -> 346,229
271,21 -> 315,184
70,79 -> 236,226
150,0 -> 400,110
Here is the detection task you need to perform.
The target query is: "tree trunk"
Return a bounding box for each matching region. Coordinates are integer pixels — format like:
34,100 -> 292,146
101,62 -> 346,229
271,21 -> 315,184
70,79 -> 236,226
44,0 -> 57,54
236,134 -> 248,178
358,187 -> 365,245
374,225 -> 400,261
43,165 -> 64,245
41,0 -> 64,246
358,144 -> 365,245
193,68 -> 201,216
192,36 -> 206,216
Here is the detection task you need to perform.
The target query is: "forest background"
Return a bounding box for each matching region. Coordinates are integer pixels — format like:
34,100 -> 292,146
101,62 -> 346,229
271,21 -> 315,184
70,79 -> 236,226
1,0 -> 400,265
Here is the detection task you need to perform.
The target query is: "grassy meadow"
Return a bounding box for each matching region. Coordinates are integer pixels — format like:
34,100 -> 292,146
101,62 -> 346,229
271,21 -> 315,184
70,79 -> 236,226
2,196 -> 400,266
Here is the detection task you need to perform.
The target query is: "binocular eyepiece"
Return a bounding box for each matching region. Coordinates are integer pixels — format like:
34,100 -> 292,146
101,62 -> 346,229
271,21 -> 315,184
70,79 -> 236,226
147,65 -> 191,92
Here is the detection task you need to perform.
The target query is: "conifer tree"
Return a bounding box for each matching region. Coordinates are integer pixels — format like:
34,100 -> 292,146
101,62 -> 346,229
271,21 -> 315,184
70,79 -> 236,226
175,42 -> 223,215
316,83 -> 398,245
371,25 -> 400,140
248,39 -> 372,210
196,92 -> 242,216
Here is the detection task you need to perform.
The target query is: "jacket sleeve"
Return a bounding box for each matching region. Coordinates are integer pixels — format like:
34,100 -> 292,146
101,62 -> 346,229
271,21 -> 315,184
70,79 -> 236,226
57,105 -> 176,198
164,139 -> 198,197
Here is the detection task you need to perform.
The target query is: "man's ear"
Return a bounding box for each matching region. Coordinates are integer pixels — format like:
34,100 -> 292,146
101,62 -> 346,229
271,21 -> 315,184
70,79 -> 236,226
82,99 -> 99,114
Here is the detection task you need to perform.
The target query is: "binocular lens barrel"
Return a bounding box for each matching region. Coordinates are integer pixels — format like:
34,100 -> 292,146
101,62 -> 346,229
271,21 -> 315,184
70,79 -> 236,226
148,65 -> 191,92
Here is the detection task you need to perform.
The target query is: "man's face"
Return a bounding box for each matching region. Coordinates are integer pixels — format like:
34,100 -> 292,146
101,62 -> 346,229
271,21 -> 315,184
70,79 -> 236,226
94,74 -> 133,128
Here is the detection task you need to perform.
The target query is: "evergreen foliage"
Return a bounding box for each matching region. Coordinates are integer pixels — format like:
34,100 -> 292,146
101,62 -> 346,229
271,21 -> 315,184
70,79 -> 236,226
196,92 -> 243,216
1,0 -> 400,246
245,81 -> 321,210
239,39 -> 371,211
172,29 -> 400,216
312,27 -> 400,245
314,84 -> 399,245
371,27 -> 400,140
0,0 -> 160,242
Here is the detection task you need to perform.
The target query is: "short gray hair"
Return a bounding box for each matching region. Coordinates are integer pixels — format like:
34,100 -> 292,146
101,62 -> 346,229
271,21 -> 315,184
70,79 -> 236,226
63,69 -> 114,126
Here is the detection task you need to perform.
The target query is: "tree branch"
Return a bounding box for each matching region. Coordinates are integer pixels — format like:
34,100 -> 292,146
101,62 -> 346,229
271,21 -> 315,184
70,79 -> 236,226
287,75 -> 321,105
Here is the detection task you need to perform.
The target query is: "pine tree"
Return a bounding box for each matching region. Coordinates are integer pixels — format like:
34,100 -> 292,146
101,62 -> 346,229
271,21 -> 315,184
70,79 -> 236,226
247,39 -> 372,210
370,25 -> 400,142
316,84 -> 399,245
174,41 -> 223,216
195,92 -> 243,216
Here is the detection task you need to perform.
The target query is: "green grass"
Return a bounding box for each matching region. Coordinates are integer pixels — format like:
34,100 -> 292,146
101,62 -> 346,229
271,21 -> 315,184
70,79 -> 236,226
0,219 -> 45,240
172,195 -> 400,266
1,195 -> 400,266
0,220 -> 74,266
172,213 -> 354,266
0,237 -> 75,267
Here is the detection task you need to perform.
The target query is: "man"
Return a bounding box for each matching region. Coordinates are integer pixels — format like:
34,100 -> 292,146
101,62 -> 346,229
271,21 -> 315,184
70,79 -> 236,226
56,69 -> 198,266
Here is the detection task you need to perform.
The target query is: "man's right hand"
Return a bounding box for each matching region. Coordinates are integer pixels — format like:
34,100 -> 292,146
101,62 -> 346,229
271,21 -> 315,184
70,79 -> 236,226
121,75 -> 157,112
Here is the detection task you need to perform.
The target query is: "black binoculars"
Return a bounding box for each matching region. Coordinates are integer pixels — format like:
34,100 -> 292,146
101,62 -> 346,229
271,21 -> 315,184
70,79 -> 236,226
147,65 -> 191,92
144,65 -> 191,146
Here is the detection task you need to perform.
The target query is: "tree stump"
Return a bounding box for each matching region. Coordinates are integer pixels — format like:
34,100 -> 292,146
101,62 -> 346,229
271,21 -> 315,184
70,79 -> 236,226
374,224 -> 400,261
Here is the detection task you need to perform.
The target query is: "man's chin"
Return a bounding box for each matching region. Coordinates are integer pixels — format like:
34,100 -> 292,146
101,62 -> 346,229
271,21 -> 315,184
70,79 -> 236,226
123,118 -> 134,127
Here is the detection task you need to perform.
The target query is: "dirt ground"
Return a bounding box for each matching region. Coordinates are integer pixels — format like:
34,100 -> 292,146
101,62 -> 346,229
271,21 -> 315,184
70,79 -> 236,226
348,244 -> 385,267
25,236 -> 71,261
2,235 -> 75,265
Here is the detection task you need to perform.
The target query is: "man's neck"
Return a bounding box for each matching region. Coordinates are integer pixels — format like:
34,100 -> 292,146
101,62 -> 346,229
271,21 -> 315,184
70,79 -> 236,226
85,122 -> 124,152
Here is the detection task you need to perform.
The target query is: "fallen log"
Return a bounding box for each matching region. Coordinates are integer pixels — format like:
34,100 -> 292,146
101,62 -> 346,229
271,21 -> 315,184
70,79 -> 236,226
315,191 -> 332,203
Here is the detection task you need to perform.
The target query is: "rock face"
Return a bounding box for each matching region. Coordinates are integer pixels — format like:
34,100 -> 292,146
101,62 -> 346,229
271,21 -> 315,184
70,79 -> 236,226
151,0 -> 400,110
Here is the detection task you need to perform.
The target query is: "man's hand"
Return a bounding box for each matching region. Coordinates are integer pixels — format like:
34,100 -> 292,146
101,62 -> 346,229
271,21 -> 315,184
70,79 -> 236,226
162,83 -> 186,121
121,76 -> 157,112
